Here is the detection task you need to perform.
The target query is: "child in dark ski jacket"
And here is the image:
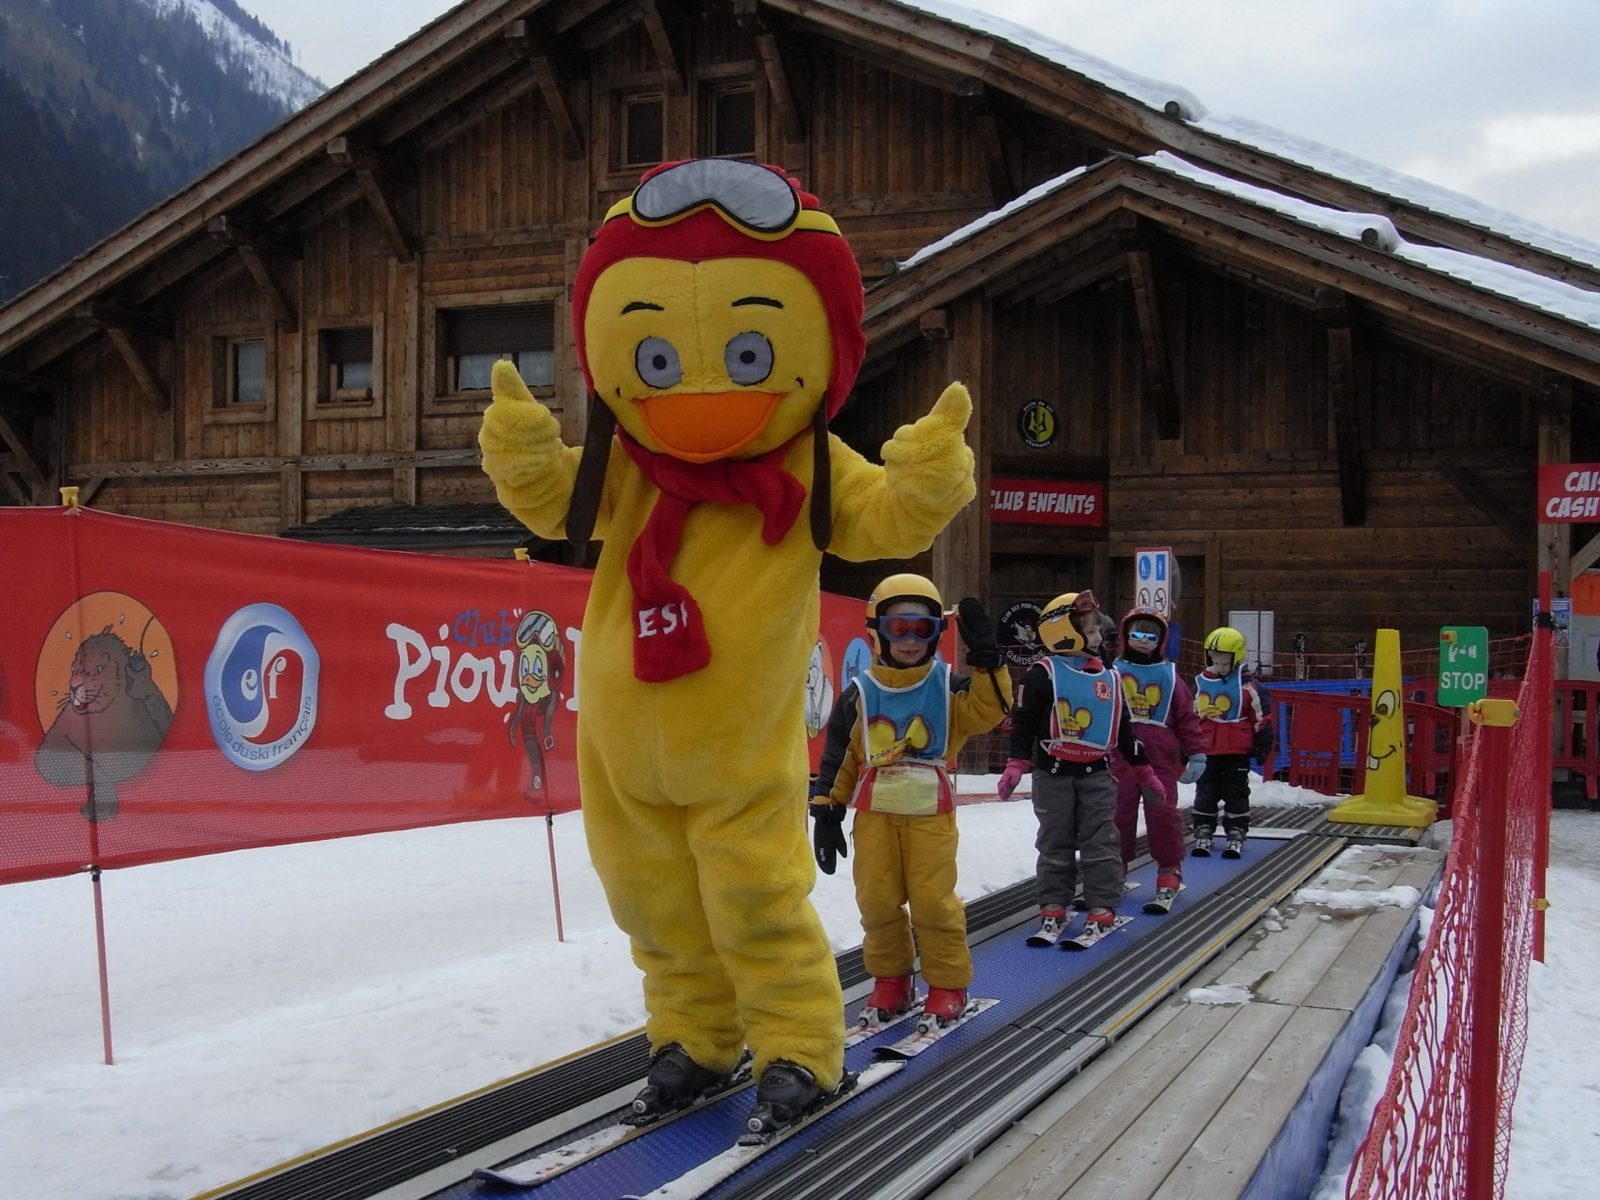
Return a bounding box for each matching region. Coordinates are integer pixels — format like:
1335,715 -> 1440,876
998,590 -> 1147,946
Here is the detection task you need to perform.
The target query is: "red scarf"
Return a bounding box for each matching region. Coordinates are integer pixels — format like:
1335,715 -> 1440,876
619,434 -> 805,682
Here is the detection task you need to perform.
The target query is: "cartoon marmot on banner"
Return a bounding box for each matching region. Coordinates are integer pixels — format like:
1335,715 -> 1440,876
479,159 -> 975,1129
36,625 -> 174,821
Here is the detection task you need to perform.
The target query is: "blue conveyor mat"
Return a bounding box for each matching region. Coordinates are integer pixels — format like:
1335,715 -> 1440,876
438,833 -> 1340,1200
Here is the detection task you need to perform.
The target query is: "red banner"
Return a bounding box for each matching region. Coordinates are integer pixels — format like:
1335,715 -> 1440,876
0,508 -> 877,885
989,476 -> 1103,526
1537,462 -> 1600,522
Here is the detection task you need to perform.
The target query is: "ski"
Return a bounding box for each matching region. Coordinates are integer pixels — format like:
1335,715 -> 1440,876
1141,883 -> 1188,915
1222,838 -> 1245,859
1059,915 -> 1134,951
622,1060 -> 904,1200
473,1059 -> 755,1189
475,1011 -> 916,1189
1191,837 -> 1213,857
873,997 -> 998,1059
1026,912 -> 1074,947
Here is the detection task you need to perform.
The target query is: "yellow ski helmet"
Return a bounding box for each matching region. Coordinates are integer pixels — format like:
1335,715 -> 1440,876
1037,589 -> 1103,654
1204,626 -> 1247,673
866,573 -> 945,656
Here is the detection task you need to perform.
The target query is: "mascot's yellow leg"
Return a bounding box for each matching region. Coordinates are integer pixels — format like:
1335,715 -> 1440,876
585,779 -> 845,1088
855,811 -> 970,989
684,790 -> 845,1089
583,784 -> 746,1077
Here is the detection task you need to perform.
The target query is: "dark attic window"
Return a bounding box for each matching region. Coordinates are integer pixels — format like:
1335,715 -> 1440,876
621,92 -> 665,167
706,82 -> 755,158
441,303 -> 555,393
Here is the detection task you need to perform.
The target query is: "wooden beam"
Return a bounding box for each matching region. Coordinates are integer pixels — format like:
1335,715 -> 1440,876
1572,531 -> 1600,578
74,303 -> 171,410
1126,242 -> 1179,440
734,0 -> 804,143
207,216 -> 299,330
326,136 -> 414,262
1538,374 -> 1574,602
962,86 -> 1016,206
75,300 -> 172,338
636,0 -> 683,92
67,447 -> 484,478
0,463 -> 29,505
504,18 -> 584,160
0,411 -> 46,492
1438,464 -> 1530,549
1317,288 -> 1365,526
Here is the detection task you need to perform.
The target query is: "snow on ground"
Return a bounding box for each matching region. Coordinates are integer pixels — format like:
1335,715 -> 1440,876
0,781 -> 1594,1199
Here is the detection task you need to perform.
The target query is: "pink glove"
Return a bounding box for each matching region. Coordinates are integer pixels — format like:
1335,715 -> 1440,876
1133,764 -> 1164,796
996,757 -> 1030,801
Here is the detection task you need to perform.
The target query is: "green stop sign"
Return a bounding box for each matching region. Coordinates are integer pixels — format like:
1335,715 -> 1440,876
1438,626 -> 1489,705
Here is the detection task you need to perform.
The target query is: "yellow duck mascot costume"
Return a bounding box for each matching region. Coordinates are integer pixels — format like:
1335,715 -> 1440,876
479,158 -> 975,1128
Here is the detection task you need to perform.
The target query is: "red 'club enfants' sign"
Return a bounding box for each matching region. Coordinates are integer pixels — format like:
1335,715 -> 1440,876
990,477 -> 1104,526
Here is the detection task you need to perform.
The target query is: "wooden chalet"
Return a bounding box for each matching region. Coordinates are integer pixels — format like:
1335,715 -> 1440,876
4,0 -> 1600,668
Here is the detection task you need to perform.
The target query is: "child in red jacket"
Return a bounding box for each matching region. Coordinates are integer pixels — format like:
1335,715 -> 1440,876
1192,626 -> 1274,858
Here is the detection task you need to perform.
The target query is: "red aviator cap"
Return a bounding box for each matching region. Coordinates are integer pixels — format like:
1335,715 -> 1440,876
570,159 -> 867,422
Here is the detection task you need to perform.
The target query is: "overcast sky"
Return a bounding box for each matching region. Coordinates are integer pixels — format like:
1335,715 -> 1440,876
256,0 -> 1600,246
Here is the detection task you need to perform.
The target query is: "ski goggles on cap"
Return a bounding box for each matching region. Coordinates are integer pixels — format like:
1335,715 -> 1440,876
877,613 -> 943,643
608,159 -> 841,239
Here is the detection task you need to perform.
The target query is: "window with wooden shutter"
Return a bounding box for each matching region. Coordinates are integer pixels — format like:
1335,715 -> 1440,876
440,302 -> 555,394
321,326 -> 374,401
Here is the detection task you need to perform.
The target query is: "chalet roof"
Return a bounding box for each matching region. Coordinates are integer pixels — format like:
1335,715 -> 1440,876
279,502 -> 536,550
2,0 -> 1598,370
867,153 -> 1600,391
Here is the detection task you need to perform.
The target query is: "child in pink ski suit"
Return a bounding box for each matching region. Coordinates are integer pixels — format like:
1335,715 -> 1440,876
1110,607 -> 1206,902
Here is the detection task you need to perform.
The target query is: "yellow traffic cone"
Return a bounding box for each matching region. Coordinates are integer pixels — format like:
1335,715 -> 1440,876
1327,629 -> 1437,828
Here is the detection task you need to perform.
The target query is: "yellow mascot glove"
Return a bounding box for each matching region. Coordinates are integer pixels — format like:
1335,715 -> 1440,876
878,380 -> 977,507
478,359 -> 583,540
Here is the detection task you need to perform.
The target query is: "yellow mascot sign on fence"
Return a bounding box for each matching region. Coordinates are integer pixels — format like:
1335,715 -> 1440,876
1327,628 -> 1438,829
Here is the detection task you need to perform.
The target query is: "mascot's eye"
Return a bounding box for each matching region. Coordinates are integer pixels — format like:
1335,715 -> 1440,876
634,337 -> 683,387
723,332 -> 773,385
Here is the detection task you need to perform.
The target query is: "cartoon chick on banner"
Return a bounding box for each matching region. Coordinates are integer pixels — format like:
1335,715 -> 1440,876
479,160 -> 975,1110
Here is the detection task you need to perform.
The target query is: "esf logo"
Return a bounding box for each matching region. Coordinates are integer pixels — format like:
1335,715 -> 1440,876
205,603 -> 320,771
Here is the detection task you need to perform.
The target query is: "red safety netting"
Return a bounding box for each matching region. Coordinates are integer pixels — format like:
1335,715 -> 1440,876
1344,619 -> 1550,1199
0,507 -> 880,885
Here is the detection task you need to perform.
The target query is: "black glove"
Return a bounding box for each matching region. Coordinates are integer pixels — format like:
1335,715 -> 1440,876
810,802 -> 848,875
956,597 -> 1001,668
1252,727 -> 1275,763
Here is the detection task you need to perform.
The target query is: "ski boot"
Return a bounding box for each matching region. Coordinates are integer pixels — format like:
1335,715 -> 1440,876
1191,832 -> 1214,857
917,986 -> 969,1033
1027,905 -> 1069,947
742,1060 -> 854,1142
624,1044 -> 745,1126
1222,833 -> 1245,859
1073,909 -> 1117,947
858,974 -> 915,1029
1144,869 -> 1182,914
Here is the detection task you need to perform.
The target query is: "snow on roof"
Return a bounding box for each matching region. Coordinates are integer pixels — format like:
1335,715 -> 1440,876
1143,152 -> 1600,332
890,151 -> 1600,336
896,0 -> 1205,119
893,0 -> 1600,276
